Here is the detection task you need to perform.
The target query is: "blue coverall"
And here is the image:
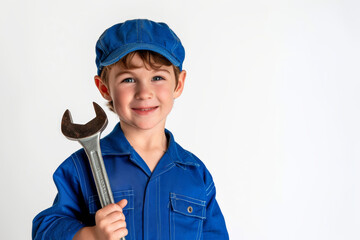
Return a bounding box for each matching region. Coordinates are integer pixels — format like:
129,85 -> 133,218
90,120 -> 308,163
32,123 -> 229,239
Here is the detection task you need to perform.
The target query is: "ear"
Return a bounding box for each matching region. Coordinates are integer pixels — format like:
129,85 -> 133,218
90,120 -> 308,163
174,70 -> 186,99
94,75 -> 112,101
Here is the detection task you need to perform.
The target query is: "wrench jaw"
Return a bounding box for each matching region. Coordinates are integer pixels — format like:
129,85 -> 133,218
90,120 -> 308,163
61,102 -> 114,206
61,102 -> 108,140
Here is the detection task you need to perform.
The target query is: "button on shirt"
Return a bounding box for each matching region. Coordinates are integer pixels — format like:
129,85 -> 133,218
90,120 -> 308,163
32,123 -> 229,239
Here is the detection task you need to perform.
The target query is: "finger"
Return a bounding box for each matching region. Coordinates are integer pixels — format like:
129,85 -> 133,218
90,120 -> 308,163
116,199 -> 128,210
105,211 -> 126,224
101,219 -> 127,235
96,203 -> 123,219
112,219 -> 127,229
113,226 -> 128,239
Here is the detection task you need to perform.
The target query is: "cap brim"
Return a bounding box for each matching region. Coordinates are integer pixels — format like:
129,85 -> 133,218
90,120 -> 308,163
100,43 -> 181,72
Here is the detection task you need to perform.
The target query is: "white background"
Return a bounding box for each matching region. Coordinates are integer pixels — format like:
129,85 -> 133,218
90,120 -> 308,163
1,0 -> 359,239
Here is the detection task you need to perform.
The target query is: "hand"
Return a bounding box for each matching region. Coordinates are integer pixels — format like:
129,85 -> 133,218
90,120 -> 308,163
73,199 -> 128,240
93,199 -> 128,240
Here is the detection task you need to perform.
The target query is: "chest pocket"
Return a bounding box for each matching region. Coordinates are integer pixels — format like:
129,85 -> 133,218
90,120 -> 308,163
170,193 -> 206,240
88,189 -> 135,239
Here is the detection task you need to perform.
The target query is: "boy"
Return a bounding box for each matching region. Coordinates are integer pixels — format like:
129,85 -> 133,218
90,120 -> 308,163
32,19 -> 229,239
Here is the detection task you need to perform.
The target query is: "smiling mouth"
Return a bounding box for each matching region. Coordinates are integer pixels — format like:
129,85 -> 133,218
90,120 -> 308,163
132,106 -> 158,112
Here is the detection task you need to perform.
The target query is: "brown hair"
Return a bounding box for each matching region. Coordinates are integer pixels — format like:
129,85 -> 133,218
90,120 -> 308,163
100,50 -> 181,112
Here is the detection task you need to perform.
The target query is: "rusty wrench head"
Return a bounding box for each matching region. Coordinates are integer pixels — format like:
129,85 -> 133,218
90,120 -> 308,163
60,102 -> 112,205
61,102 -> 108,140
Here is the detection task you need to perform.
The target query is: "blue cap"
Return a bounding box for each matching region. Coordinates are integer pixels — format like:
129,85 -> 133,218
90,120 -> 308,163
95,19 -> 185,76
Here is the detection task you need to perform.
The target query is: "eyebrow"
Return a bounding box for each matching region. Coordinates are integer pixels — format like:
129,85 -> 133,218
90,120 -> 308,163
114,70 -> 133,79
152,68 -> 171,74
114,68 -> 171,79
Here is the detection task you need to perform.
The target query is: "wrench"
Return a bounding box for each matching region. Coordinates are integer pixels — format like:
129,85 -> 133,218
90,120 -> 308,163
61,102 -> 126,240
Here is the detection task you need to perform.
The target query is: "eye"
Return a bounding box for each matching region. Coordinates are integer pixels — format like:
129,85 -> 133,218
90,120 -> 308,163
152,76 -> 164,81
122,78 -> 135,83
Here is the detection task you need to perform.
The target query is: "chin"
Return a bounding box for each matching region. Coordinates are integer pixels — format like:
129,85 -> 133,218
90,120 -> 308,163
121,121 -> 163,131
135,123 -> 161,130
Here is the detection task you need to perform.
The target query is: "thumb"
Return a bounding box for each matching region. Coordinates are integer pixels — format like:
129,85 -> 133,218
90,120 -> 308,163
116,199 -> 128,210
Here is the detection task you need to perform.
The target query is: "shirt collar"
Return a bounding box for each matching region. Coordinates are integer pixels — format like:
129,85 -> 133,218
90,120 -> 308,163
100,123 -> 200,168
165,129 -> 200,168
100,123 -> 132,156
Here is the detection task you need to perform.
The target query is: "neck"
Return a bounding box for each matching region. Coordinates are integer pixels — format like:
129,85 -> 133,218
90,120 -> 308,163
119,122 -> 168,172
120,122 -> 167,151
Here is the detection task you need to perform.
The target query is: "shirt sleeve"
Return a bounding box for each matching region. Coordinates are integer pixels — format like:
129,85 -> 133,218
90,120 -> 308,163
32,156 -> 86,240
202,171 -> 229,239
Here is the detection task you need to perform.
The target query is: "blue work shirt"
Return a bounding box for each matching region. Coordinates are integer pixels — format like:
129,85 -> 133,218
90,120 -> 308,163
32,123 -> 229,239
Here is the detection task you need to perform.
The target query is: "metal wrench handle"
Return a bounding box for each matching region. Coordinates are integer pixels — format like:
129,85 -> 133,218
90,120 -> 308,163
79,133 -> 126,240
78,133 -> 114,207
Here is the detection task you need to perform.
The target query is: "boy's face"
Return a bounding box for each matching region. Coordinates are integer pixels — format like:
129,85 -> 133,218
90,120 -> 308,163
95,53 -> 186,132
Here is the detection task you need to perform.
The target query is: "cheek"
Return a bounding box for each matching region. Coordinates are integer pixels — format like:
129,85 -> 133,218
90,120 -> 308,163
111,88 -> 129,107
157,85 -> 175,100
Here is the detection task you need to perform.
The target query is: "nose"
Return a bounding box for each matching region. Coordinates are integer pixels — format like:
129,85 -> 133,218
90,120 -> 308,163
135,82 -> 153,100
